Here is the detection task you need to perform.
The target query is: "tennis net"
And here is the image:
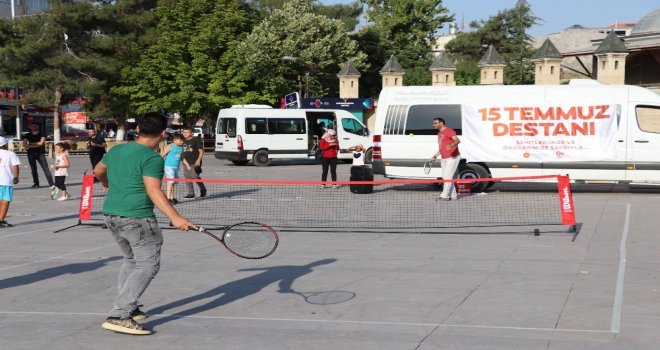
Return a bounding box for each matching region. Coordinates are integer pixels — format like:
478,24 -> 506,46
71,174 -> 576,234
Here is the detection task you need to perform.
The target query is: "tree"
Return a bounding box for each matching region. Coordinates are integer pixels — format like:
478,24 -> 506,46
247,0 -> 363,31
233,0 -> 367,104
360,0 -> 453,86
114,0 -> 256,123
0,1 -> 112,142
445,0 -> 538,85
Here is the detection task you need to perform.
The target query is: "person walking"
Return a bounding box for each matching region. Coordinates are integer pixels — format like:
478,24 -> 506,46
87,127 -> 106,173
94,113 -> 195,335
430,117 -> 461,200
23,123 -> 54,189
180,127 -> 206,198
319,128 -> 340,188
0,136 -> 20,228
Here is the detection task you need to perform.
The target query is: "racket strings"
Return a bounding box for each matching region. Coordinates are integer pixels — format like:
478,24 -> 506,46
223,223 -> 278,258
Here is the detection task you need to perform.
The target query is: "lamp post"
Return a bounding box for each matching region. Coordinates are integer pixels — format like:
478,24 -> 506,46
282,56 -> 309,98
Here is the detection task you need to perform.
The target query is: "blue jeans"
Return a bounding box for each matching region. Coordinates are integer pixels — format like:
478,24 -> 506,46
104,215 -> 163,319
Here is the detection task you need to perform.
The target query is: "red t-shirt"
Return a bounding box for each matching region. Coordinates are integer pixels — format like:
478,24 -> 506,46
320,138 -> 339,158
438,127 -> 460,159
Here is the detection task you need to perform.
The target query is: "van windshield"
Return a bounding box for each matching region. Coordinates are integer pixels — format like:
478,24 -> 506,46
217,118 -> 237,137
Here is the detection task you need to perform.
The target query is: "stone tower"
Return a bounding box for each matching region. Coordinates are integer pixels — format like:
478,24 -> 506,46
430,51 -> 456,86
380,54 -> 405,88
478,45 -> 505,85
337,60 -> 361,98
594,30 -> 628,85
532,38 -> 563,85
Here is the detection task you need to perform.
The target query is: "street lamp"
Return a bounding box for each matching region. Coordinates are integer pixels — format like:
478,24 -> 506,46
281,56 -> 309,98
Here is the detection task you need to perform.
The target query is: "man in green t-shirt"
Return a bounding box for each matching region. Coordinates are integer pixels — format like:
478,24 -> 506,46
94,113 -> 195,335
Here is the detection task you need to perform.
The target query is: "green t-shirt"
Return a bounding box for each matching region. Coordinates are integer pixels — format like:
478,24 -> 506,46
101,142 -> 164,218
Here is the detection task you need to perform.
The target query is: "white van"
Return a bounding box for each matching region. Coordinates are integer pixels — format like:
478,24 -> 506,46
215,105 -> 372,166
372,80 -> 660,192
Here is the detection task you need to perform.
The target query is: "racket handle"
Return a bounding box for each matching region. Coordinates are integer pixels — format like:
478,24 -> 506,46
190,226 -> 205,232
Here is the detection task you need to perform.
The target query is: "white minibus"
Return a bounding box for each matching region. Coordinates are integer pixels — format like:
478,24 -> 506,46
372,80 -> 660,192
215,105 -> 372,166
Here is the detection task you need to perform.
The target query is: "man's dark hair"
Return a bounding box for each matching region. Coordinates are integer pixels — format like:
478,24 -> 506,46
138,112 -> 167,136
172,134 -> 184,141
182,126 -> 193,132
433,117 -> 445,124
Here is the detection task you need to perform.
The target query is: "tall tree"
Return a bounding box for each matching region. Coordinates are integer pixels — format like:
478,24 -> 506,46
233,0 -> 367,104
445,0 -> 538,85
360,0 -> 453,86
247,0 -> 363,31
0,1 -> 111,142
114,0 -> 256,123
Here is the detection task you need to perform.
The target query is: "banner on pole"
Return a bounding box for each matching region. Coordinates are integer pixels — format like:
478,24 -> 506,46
79,174 -> 95,220
461,104 -> 618,162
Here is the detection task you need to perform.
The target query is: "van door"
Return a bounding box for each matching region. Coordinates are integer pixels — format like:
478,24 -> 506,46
339,117 -> 369,150
628,105 -> 660,182
216,117 -> 237,152
267,117 -> 307,158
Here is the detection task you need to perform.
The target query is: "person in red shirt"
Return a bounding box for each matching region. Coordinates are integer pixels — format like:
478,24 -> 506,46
430,117 -> 461,200
319,128 -> 340,188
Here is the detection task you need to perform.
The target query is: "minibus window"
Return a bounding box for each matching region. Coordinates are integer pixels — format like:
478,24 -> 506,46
267,118 -> 306,134
341,118 -> 365,136
246,118 -> 268,134
405,104 -> 462,135
217,118 -> 236,138
636,105 -> 660,134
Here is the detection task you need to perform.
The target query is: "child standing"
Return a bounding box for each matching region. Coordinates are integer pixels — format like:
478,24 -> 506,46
160,134 -> 185,204
0,136 -> 21,227
52,142 -> 70,200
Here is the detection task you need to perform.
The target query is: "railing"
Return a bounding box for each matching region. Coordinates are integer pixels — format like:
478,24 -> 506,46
9,138 -> 215,156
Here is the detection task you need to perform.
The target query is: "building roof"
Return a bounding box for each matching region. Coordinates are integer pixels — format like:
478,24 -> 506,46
631,8 -> 660,35
595,30 -> 628,54
478,45 -> 505,66
380,54 -> 405,73
430,51 -> 456,69
337,60 -> 361,76
533,39 -> 563,59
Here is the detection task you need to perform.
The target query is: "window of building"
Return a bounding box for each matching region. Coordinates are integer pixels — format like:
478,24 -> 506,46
614,60 -> 619,70
550,66 -> 555,75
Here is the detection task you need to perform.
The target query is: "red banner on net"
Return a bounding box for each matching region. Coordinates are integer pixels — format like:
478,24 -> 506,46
78,174 -> 95,220
557,175 -> 576,226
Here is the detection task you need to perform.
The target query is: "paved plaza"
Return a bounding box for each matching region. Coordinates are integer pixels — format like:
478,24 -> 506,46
1,154 -> 660,349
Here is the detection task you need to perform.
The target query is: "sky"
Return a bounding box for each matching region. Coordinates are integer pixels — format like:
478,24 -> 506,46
322,0 -> 659,38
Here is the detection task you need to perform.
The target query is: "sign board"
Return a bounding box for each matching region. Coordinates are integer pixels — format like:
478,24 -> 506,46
285,92 -> 300,109
461,104 -> 618,162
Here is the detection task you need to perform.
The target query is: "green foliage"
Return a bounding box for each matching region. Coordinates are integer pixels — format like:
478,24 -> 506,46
359,0 -> 453,87
114,0 -> 256,122
445,0 -> 538,85
247,0 -> 363,31
234,0 -> 367,104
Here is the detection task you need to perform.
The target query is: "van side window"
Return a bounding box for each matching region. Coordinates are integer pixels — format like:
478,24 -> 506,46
267,118 -> 306,134
246,118 -> 268,134
383,105 -> 408,135
636,106 -> 660,134
341,118 -> 365,136
217,118 -> 236,138
405,104 -> 462,135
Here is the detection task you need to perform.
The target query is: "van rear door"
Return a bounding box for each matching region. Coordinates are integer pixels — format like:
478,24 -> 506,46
216,116 -> 237,152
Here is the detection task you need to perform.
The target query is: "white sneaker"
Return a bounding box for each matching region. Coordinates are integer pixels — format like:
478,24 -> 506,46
57,195 -> 69,201
320,185 -> 327,189
331,185 -> 338,189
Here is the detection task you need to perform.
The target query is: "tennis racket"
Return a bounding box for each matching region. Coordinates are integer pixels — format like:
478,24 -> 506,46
293,290 -> 356,305
423,161 -> 433,175
194,222 -> 279,259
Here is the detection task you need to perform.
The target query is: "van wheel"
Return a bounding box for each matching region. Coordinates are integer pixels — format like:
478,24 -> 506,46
364,148 -> 373,164
253,150 -> 271,167
458,163 -> 490,193
231,160 -> 249,166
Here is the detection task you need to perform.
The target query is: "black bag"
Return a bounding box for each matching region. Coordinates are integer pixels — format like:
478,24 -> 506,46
194,166 -> 202,175
350,167 -> 373,194
350,165 -> 371,177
